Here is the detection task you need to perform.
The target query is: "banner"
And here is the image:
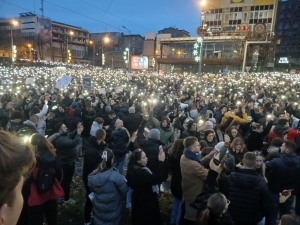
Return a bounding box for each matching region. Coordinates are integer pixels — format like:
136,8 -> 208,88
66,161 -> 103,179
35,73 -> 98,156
99,88 -> 106,94
82,76 -> 92,90
25,78 -> 35,85
55,75 -> 72,89
115,86 -> 123,94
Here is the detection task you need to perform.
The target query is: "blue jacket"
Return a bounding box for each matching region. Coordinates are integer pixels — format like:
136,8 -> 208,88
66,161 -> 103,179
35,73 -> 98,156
88,168 -> 128,225
266,153 -> 300,194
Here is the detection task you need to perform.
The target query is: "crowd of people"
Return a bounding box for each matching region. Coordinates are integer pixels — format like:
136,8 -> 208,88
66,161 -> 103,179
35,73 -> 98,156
1,62 -> 300,225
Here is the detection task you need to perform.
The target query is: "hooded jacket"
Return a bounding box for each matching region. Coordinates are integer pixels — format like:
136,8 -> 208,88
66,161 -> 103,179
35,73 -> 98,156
227,169 -> 269,224
149,111 -> 174,151
110,128 -> 129,156
266,153 -> 300,194
88,168 -> 128,225
123,113 -> 143,135
69,108 -> 83,132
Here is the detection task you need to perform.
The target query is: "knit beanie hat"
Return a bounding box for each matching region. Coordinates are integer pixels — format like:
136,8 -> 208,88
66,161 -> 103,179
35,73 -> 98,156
190,109 -> 198,119
214,142 -> 225,152
105,105 -> 112,113
149,129 -> 160,139
205,121 -> 214,130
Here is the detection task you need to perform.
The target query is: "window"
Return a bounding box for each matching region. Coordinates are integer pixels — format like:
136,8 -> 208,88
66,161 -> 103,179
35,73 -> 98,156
225,14 -> 229,23
238,7 -> 242,12
250,12 -> 254,19
255,12 -> 259,19
230,8 -> 234,12
243,12 -> 248,22
234,7 -> 238,12
268,10 -> 273,18
263,11 -> 268,18
270,4 -> 274,10
268,18 -> 272,23
260,5 -> 264,10
259,12 -> 263,18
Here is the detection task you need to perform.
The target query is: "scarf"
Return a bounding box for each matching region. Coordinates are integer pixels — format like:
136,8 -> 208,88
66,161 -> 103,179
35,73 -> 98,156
142,167 -> 160,194
183,149 -> 203,166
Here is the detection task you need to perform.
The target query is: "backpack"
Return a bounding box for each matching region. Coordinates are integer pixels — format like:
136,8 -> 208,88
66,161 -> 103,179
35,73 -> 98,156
36,166 -> 55,193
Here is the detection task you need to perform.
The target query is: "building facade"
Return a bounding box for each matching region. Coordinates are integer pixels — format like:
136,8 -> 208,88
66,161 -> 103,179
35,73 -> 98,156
275,0 -> 300,70
0,12 -> 90,64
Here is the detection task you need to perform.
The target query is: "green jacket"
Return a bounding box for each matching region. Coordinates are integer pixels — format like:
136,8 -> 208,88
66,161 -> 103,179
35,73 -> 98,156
149,110 -> 174,151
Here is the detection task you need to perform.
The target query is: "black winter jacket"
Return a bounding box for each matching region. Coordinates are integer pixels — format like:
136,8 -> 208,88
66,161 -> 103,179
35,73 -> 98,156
50,130 -> 81,166
169,154 -> 182,200
123,113 -> 143,135
266,153 -> 300,194
227,169 -> 269,225
110,128 -> 129,156
247,121 -> 273,151
82,136 -> 105,184
180,129 -> 202,141
137,119 -> 164,174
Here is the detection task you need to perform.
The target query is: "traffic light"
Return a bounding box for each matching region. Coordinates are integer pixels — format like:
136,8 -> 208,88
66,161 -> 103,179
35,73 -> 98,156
12,45 -> 17,62
67,49 -> 72,63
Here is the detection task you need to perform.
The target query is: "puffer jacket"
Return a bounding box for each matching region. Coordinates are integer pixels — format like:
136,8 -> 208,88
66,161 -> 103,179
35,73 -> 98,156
149,111 -> 174,151
227,169 -> 269,225
49,129 -> 81,166
266,153 -> 300,194
110,128 -> 129,156
88,168 -> 128,225
180,129 -> 201,141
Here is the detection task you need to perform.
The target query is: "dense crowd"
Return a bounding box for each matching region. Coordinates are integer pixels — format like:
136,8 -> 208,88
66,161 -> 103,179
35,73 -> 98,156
1,62 -> 300,225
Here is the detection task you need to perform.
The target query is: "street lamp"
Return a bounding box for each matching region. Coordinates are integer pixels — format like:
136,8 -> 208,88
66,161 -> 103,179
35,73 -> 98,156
66,31 -> 74,63
89,40 -> 96,65
102,36 -> 110,66
122,26 -> 131,69
28,44 -> 32,61
198,0 -> 207,76
11,20 -> 18,67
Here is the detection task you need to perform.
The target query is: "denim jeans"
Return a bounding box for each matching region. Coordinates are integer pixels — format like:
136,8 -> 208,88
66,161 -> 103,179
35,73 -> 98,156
126,187 -> 133,208
266,192 -> 294,225
170,197 -> 182,225
257,217 -> 265,225
113,154 -> 126,175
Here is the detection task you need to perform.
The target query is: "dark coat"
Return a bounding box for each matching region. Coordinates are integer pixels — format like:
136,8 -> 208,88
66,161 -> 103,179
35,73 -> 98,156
82,136 -> 105,184
169,154 -> 182,200
126,162 -> 168,225
266,153 -> 300,194
123,113 -> 143,135
69,109 -> 83,132
214,110 -> 224,124
110,128 -> 129,156
180,129 -> 202,141
227,169 -> 269,225
45,118 -> 57,137
247,121 -> 273,151
50,130 -> 81,166
137,119 -> 164,174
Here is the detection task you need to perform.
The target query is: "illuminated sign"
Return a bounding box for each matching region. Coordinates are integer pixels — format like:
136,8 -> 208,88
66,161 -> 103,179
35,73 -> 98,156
278,57 -> 289,64
230,0 -> 244,3
131,56 -> 148,70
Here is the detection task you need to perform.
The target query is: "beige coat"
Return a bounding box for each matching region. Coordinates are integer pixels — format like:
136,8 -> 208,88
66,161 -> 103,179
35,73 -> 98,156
180,154 -> 208,221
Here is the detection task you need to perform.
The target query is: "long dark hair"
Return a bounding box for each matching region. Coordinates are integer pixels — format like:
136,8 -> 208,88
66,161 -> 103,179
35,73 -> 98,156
170,139 -> 184,159
198,193 -> 227,225
29,133 -> 56,156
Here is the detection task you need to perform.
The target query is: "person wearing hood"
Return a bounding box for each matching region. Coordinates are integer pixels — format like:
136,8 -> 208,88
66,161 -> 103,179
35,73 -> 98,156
88,149 -> 128,225
268,118 -> 300,146
26,134 -> 64,225
83,129 -> 106,225
6,110 -> 23,133
266,141 -> 300,225
149,107 -> 174,153
113,104 -> 124,120
181,120 -> 202,141
90,117 -> 104,136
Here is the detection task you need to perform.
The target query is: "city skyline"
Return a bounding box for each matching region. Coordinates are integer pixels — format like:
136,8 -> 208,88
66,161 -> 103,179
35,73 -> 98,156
0,0 -> 201,36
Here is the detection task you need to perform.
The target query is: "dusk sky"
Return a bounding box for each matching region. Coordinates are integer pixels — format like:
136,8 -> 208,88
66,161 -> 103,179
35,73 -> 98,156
0,0 -> 201,36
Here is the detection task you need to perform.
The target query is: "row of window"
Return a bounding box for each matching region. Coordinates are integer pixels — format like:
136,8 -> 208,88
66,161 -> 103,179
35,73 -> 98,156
249,18 -> 273,24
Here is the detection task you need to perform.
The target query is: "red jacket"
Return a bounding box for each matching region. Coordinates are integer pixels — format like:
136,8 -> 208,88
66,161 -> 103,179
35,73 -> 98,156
268,129 -> 299,146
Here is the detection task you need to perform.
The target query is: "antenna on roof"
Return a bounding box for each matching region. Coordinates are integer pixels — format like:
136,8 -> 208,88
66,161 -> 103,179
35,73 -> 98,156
40,0 -> 44,17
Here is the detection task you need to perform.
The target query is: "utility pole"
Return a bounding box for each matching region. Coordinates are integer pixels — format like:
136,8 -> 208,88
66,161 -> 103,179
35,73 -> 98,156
40,0 -> 44,17
122,26 -> 131,69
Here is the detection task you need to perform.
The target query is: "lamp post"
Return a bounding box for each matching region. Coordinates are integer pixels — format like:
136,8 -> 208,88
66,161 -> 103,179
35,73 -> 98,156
122,26 -> 131,69
89,40 -> 95,65
28,44 -> 32,61
11,20 -> 18,67
198,0 -> 207,76
102,36 -> 110,66
66,31 -> 74,63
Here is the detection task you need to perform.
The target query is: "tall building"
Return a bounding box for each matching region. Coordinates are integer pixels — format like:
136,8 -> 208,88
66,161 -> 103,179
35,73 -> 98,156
275,0 -> 300,70
0,12 -> 90,64
158,27 -> 190,37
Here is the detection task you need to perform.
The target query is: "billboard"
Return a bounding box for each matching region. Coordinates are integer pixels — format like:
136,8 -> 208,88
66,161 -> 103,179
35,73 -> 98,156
37,17 -> 52,45
131,56 -> 148,70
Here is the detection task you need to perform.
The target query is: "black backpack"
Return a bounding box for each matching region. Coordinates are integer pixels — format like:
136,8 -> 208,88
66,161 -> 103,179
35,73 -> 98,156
36,166 -> 55,193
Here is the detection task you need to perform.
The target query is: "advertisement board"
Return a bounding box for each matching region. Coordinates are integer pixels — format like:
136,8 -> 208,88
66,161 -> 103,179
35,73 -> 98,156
131,56 -> 148,70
